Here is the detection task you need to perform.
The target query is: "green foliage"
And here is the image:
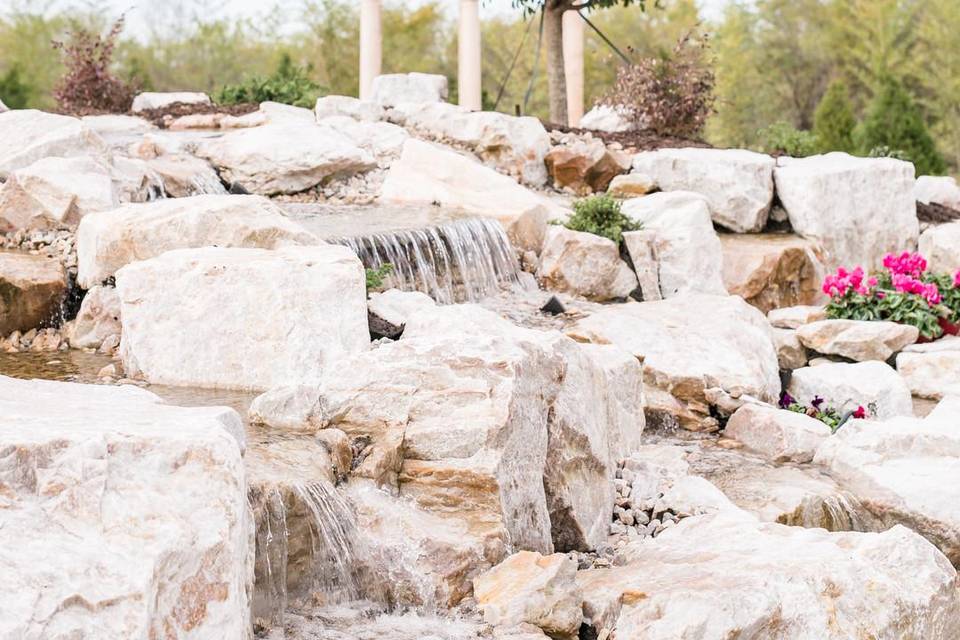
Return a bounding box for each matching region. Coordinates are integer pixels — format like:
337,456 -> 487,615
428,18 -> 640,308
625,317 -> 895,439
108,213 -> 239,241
558,195 -> 642,244
216,53 -> 320,107
856,75 -> 946,175
826,288 -> 944,340
759,121 -> 819,157
365,264 -> 394,292
783,398 -> 845,431
0,64 -> 32,108
813,80 -> 856,153
507,1 -> 648,17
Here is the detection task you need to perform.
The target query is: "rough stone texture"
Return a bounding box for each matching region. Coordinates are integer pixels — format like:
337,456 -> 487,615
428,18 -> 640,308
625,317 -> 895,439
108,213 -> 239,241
76,194 -> 317,288
620,230 -> 661,301
768,304 -> 827,329
367,288 -> 436,329
788,361 -> 913,420
631,148 -> 775,232
196,123 -> 375,195
544,138 -> 630,194
319,115 -> 409,159
772,327 -> 808,370
606,173 -> 656,198
902,335 -> 960,354
916,175 -> 960,210
578,511 -> 960,638
797,319 -> 919,362
66,284 -> 121,349
0,251 -> 67,335
815,412 -> 960,564
473,552 -> 582,638
725,404 -> 832,463
621,192 -> 727,298
247,385 -> 328,433
536,226 -> 637,302
0,375 -> 252,639
81,114 -> 155,138
719,234 -> 825,314
371,72 -> 448,107
146,154 -> 227,198
896,351 -> 960,400
918,222 -> 960,274
116,245 -> 369,391
579,105 -> 634,132
131,91 -> 211,112
0,110 -> 109,179
567,295 -> 780,431
774,153 -> 919,270
314,95 -> 383,122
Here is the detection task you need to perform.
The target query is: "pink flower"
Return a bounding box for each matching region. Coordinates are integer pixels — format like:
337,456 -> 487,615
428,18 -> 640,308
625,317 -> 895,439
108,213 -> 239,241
883,251 -> 928,278
853,406 -> 866,419
955,270 -> 960,288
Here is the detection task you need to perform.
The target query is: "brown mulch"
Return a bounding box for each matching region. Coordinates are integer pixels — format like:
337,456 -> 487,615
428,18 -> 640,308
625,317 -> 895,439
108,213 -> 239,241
544,120 -> 712,152
132,102 -> 260,128
917,201 -> 960,224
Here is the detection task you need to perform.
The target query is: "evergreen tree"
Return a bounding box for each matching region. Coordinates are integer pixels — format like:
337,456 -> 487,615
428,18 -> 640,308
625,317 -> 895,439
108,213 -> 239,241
857,74 -> 946,175
813,80 -> 856,153
0,64 -> 32,109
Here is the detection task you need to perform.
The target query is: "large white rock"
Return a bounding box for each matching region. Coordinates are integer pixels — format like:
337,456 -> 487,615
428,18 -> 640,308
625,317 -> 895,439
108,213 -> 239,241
81,114 -> 156,139
371,72 -> 448,107
76,194 -> 317,288
725,404 -> 831,463
797,319 -> 919,362
916,175 -> 960,210
0,110 -> 109,178
314,94 -> 383,122
630,148 -> 775,232
116,245 -> 369,390
578,511 -> 960,638
0,375 -> 252,639
918,222 -> 960,274
774,153 -> 919,270
772,327 -> 808,370
719,233 -> 825,313
319,115 -> 409,159
131,91 -> 211,112
0,97 -> 7,113
536,226 -> 637,302
0,252 -> 67,335
897,351 -> 960,399
767,304 -> 827,329
567,295 -> 780,431
66,284 -> 121,350
788,361 -> 913,420
196,123 -> 375,195
579,104 -> 634,132
621,191 -> 727,298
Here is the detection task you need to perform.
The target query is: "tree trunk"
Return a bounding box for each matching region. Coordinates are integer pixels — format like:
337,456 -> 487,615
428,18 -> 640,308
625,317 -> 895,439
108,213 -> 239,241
544,4 -> 568,126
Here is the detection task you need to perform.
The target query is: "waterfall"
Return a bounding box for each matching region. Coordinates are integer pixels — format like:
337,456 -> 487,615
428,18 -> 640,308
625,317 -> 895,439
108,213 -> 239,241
778,492 -> 881,532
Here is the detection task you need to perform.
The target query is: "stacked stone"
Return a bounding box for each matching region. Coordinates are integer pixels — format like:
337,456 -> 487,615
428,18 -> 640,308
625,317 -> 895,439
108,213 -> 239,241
610,459 -> 687,543
1,229 -> 77,279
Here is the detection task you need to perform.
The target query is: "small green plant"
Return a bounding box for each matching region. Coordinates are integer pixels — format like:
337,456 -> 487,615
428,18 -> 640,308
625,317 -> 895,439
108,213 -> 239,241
0,64 -> 32,109
867,145 -> 909,161
759,121 -> 819,157
365,263 -> 394,292
216,53 -> 321,108
557,194 -> 642,244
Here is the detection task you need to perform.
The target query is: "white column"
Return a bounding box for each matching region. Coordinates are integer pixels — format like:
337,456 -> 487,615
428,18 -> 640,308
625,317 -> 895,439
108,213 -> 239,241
359,0 -> 382,101
458,0 -> 482,111
562,9 -> 585,127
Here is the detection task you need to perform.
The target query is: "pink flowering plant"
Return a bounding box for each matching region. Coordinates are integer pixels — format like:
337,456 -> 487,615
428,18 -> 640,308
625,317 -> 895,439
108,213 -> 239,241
779,392 -> 872,432
823,251 -> 960,340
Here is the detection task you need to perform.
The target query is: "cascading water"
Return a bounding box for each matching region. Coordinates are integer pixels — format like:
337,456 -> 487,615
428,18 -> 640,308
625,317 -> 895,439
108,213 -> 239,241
778,492 -> 881,532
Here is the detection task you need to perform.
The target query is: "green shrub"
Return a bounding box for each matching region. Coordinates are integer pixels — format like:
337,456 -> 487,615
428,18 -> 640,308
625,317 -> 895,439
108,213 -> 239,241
813,80 -> 856,153
365,263 -> 394,292
0,64 -> 32,109
216,53 -> 320,108
558,194 -> 642,244
759,121 -> 819,157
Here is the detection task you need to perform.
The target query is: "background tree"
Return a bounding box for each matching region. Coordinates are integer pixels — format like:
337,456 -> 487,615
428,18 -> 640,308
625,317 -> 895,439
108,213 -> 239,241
0,64 -> 32,108
813,80 -> 856,153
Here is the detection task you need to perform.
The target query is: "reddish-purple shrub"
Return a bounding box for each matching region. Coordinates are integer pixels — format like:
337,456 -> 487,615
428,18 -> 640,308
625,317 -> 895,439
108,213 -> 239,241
51,16 -> 136,114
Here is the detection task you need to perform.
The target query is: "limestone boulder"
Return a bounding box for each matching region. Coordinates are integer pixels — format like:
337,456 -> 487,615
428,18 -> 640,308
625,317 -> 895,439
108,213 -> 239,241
916,175 -> 960,210
536,226 -> 637,302
146,154 -> 227,198
196,123 -> 375,195
367,288 -> 436,333
0,110 -> 109,178
578,511 -> 960,638
545,138 -> 630,194
314,95 -> 383,122
131,91 -> 211,112
918,222 -> 960,274
247,385 -> 328,433
0,97 -> 7,113
774,153 -> 918,270
797,319 -> 919,362
606,172 -> 656,198
567,294 -> 780,431
621,191 -> 727,298
772,327 -> 808,370
788,361 -> 913,420
0,375 -> 252,639
767,304 -> 827,329
896,351 -> 960,399
725,404 -> 832,463
473,552 -> 582,638
579,105 -> 634,132
371,72 -> 448,107
631,148 -> 775,232
719,233 -> 825,313
76,194 -> 317,287
320,115 -> 409,159
66,284 -> 121,349
619,229 -> 661,301
0,252 -> 66,335
116,245 -> 369,390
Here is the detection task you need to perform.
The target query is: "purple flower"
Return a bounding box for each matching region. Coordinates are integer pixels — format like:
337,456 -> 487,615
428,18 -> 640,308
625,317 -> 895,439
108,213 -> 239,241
811,396 -> 824,409
779,392 -> 795,409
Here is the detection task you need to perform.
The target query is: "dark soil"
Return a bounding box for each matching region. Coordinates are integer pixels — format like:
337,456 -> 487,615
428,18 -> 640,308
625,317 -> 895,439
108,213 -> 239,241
132,102 -> 260,128
544,120 -> 712,152
917,201 -> 960,224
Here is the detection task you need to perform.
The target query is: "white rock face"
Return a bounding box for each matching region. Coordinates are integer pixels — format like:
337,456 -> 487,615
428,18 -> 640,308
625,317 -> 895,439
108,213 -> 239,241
76,194 -> 317,288
919,222 -> 960,274
578,511 -> 960,638
131,91 -> 211,112
916,175 -> 960,210
371,72 -> 448,107
474,552 -> 582,638
774,153 -> 919,270
196,123 -> 375,195
66,284 -> 121,349
0,375 -> 252,639
579,104 -> 634,132
772,327 -> 808,370
725,404 -> 831,463
536,226 -> 637,302
767,304 -> 827,329
897,351 -> 960,399
81,114 -> 156,138
788,361 -> 913,420
621,191 -> 727,298
631,148 -> 775,232
797,319 -> 919,362
567,295 -> 780,431
247,384 -> 327,433
315,94 -> 383,122
146,154 -> 227,198
320,115 -> 409,159
367,288 -> 436,328
0,110 -> 109,178
116,245 -> 369,391
607,173 -> 656,198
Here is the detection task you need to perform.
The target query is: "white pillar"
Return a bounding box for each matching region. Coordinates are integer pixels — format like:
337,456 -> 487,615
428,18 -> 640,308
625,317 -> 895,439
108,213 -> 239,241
359,0 -> 382,101
563,10 -> 585,127
458,0 -> 482,111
